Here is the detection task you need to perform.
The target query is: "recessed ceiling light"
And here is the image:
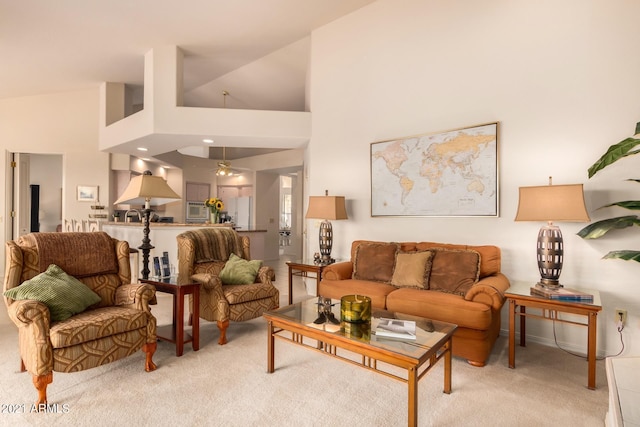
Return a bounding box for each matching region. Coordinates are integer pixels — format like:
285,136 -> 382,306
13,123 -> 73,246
137,147 -> 148,151
203,138 -> 214,144
140,158 -> 150,161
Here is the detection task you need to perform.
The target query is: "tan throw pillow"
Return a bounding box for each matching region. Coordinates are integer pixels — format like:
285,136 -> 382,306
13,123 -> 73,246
428,248 -> 481,296
391,250 -> 434,289
352,242 -> 400,283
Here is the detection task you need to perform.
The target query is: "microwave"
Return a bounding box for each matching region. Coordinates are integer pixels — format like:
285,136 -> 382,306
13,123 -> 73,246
186,201 -> 208,223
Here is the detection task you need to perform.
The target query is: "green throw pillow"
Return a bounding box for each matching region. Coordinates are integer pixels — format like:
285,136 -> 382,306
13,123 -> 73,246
3,264 -> 102,322
219,253 -> 262,285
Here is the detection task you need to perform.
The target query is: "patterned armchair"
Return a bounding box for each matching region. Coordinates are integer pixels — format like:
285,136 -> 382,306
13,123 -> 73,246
3,232 -> 157,405
177,227 -> 279,345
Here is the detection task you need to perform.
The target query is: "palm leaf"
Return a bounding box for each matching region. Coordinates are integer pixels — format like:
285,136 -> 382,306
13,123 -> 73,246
603,250 -> 640,262
576,215 -> 640,239
587,137 -> 640,178
601,200 -> 640,210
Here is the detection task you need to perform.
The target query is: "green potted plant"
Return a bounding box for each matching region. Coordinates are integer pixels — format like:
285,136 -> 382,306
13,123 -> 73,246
577,122 -> 640,262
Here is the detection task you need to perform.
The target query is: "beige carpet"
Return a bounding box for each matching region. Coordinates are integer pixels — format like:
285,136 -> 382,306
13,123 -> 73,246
0,295 -> 608,426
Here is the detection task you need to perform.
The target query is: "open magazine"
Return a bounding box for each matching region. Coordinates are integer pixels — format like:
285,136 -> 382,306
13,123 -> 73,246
375,318 -> 416,340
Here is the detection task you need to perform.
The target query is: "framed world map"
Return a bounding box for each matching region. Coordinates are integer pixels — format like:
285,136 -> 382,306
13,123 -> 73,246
370,122 -> 499,217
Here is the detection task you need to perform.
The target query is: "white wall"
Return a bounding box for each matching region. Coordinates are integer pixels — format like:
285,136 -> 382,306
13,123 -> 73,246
0,89 -> 110,325
308,0 -> 640,356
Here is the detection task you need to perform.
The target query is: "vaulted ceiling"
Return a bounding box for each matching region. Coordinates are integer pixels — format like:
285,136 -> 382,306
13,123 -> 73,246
1,0 -> 375,162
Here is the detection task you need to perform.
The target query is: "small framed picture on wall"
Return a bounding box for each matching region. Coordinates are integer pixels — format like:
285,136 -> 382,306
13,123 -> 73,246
77,185 -> 98,202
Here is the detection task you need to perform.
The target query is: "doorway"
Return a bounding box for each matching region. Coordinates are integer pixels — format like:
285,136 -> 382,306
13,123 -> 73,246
9,153 -> 63,238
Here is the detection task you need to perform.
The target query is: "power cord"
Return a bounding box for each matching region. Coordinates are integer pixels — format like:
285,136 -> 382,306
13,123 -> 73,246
552,312 -> 625,360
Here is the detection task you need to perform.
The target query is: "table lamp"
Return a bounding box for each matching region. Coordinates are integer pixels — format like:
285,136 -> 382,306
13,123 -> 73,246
514,177 -> 590,289
305,190 -> 348,265
114,170 -> 181,280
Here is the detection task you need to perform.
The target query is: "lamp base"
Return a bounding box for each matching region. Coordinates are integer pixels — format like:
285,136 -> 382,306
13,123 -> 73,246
536,224 -> 563,291
536,280 -> 563,290
318,220 -> 334,265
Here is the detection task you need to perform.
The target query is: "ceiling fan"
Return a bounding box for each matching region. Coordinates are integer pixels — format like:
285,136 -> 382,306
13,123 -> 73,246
216,147 -> 238,176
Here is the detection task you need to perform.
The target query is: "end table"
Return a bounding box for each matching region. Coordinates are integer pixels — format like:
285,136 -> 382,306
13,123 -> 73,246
141,277 -> 200,357
286,260 -> 330,305
506,281 -> 602,389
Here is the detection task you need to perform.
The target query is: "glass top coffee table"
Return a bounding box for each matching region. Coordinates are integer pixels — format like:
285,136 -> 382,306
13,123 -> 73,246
263,298 -> 457,427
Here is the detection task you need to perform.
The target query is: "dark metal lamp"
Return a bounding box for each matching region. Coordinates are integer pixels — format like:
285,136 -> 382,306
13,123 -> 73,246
515,177 -> 590,289
305,190 -> 348,265
114,170 -> 181,280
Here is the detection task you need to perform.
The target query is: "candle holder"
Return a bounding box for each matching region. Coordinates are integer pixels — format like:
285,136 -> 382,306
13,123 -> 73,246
340,295 -> 372,324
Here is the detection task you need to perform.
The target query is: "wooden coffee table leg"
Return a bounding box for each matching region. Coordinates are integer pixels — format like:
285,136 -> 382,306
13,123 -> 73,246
444,338 -> 452,394
408,367 -> 418,427
267,321 -> 275,373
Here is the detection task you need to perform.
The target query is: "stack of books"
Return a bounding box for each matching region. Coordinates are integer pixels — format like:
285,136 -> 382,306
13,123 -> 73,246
530,283 -> 594,302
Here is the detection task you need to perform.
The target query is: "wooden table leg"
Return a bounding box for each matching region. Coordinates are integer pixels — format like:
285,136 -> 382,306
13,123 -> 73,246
175,287 -> 184,357
520,305 -> 526,347
267,321 -> 275,373
288,267 -> 294,305
192,285 -> 200,352
408,366 -> 418,427
587,312 -> 597,390
443,338 -> 452,394
508,298 -> 516,369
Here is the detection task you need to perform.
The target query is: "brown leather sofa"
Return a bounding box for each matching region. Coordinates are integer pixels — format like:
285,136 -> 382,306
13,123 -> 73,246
318,240 -> 510,367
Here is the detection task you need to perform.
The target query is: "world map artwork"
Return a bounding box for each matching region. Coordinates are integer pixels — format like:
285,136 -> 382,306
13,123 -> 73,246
371,123 -> 498,217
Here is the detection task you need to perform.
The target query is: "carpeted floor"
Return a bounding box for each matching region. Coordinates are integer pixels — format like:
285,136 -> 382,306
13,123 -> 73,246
0,294 -> 608,426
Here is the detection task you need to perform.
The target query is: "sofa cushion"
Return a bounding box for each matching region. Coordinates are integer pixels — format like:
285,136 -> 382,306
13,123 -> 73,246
390,250 -> 434,289
386,287 -> 492,330
352,242 -> 399,283
415,242 -> 500,278
428,248 -> 481,296
4,264 -> 102,322
219,253 -> 262,285
319,278 -> 396,309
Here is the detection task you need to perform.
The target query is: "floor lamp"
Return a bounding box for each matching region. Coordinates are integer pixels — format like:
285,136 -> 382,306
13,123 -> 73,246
114,171 -> 181,280
515,177 -> 590,289
305,191 -> 348,265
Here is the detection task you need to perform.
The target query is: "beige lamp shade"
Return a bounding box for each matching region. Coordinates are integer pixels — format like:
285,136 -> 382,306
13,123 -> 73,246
305,196 -> 348,220
514,183 -> 590,223
114,172 -> 181,207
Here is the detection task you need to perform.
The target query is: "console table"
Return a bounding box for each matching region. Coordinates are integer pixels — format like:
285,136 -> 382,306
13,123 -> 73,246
506,281 -> 602,389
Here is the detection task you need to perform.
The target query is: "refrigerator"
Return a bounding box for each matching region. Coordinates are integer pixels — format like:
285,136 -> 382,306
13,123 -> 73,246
225,197 -> 252,230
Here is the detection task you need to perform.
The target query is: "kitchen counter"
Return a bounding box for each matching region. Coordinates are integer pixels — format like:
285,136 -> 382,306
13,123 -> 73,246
105,221 -> 266,232
103,223 -> 267,278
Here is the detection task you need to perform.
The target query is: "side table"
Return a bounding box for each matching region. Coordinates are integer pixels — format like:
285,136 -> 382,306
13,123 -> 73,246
286,260 -> 329,305
505,281 -> 602,389
141,278 -> 200,357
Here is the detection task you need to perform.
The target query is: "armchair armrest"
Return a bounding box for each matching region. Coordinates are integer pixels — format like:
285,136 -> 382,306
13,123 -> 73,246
190,273 -> 222,291
115,283 -> 156,311
257,266 -> 275,285
7,299 -> 51,329
464,273 -> 510,310
322,261 -> 353,281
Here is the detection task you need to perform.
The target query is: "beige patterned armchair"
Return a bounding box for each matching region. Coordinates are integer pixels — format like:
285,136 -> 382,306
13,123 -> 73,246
3,232 -> 157,405
177,227 -> 279,345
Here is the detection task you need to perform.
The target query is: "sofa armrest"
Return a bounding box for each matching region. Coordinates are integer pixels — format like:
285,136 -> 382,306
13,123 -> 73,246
464,273 -> 510,310
322,261 -> 353,281
115,283 -> 156,311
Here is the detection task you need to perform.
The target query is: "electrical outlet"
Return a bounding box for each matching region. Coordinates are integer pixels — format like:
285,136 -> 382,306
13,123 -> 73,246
615,309 -> 627,325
